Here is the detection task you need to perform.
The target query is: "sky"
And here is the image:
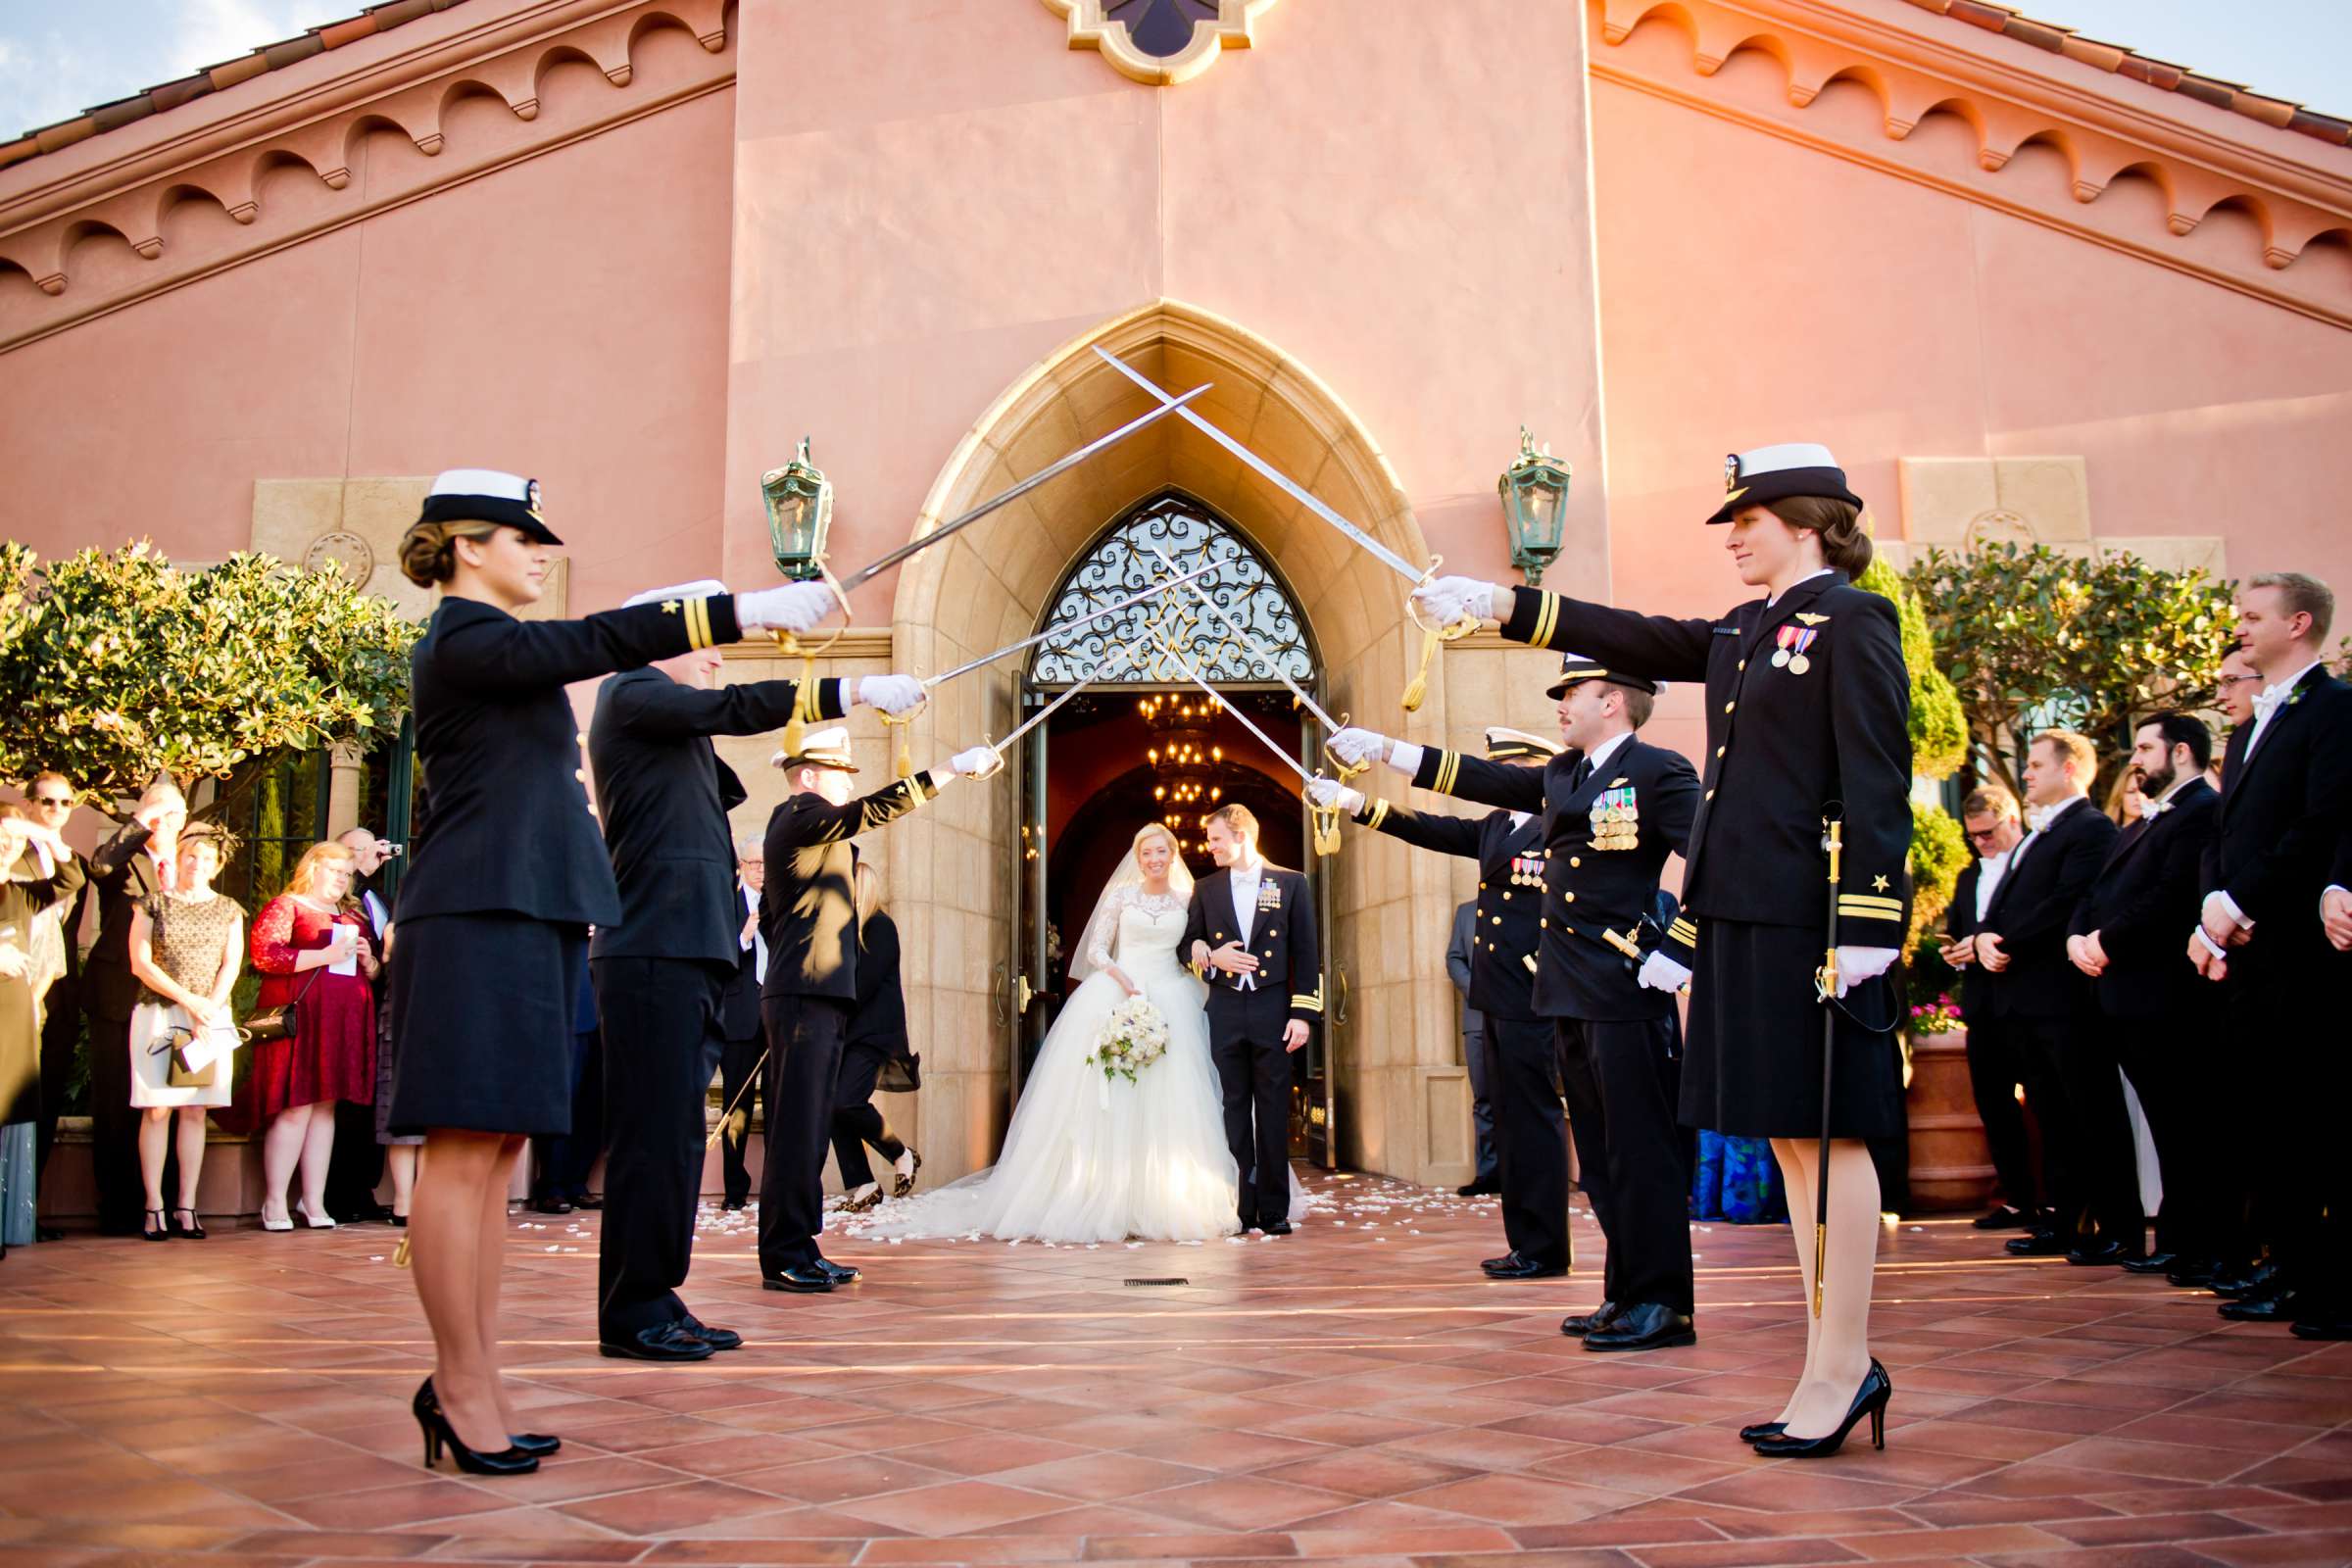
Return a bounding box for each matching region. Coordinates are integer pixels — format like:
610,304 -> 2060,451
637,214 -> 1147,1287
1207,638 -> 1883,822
0,0 -> 2348,141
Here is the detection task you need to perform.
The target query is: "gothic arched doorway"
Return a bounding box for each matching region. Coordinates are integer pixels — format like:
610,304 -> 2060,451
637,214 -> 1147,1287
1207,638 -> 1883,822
1013,490 -> 1336,1165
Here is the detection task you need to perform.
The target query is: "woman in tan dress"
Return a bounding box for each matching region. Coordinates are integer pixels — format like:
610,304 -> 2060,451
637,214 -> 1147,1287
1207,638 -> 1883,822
126,824 -> 244,1241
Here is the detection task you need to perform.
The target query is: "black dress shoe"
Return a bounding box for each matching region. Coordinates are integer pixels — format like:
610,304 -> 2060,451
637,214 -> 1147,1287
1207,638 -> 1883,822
1973,1205 -> 2032,1231
1560,1300 -> 1622,1338
1485,1254 -> 1567,1280
813,1256 -> 861,1283
680,1316 -> 743,1351
2005,1230 -> 2069,1256
1583,1301 -> 1696,1351
2220,1291 -> 2300,1323
2122,1251 -> 2179,1274
763,1264 -> 838,1293
2066,1241 -> 2138,1267
531,1196 -> 574,1216
2211,1261 -> 2279,1299
2289,1317 -> 2352,1341
1481,1252 -> 1522,1274
721,1199 -> 748,1211
600,1321 -> 715,1360
2167,1259 -> 2218,1288
571,1193 -> 603,1210
34,1226 -> 62,1243
1260,1219 -> 1294,1236
1456,1179 -> 1501,1198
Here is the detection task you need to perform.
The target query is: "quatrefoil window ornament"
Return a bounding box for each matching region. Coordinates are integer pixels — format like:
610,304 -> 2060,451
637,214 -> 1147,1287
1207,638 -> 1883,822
1041,0 -> 1280,85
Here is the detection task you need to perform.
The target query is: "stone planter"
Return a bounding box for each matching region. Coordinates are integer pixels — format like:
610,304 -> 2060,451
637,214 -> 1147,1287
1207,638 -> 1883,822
1904,1029 -> 1997,1213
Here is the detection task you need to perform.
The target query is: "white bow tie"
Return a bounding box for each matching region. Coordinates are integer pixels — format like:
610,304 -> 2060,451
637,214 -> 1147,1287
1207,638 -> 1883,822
2136,795 -> 2171,821
2252,684 -> 2293,722
2025,806 -> 2056,833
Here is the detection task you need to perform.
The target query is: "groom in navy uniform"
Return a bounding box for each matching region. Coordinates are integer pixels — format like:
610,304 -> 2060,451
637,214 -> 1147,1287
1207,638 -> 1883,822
1184,804 -> 1320,1234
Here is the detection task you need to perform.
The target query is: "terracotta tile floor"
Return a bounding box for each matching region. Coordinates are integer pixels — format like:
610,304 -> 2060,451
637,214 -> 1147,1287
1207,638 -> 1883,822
3,1175 -> 2349,1567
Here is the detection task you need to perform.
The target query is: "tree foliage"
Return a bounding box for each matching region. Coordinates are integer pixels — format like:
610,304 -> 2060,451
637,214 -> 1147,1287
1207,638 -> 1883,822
1904,544 -> 2237,799
0,541 -> 419,815
1906,798 -> 1969,959
1857,555 -> 1968,783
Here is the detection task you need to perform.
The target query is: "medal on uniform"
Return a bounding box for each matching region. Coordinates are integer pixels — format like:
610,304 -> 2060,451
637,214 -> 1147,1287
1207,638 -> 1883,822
1772,625 -> 1798,668
1788,627 -> 1817,674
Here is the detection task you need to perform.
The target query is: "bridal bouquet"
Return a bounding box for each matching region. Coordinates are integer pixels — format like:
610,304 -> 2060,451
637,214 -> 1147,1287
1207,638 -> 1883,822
1086,996 -> 1170,1087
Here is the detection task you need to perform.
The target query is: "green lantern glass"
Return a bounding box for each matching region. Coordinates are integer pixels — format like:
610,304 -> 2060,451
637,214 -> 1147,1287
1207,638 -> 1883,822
1498,426 -> 1571,587
761,437 -> 833,581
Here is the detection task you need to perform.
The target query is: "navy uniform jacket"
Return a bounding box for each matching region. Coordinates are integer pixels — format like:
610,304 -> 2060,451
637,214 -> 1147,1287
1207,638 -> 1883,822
718,883 -> 761,1039
400,592 -> 737,927
1351,798 -> 1544,1021
2205,665 -> 2352,984
2068,779 -> 2216,1017
1180,864 -> 1323,1026
1976,797 -> 2116,1019
1400,736 -> 1698,1022
587,668 -> 846,965
1499,577 -> 1912,958
761,776 -> 939,1003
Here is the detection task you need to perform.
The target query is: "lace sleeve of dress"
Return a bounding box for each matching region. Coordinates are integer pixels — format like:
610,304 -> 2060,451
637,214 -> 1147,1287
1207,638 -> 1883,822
1087,885 -> 1133,969
249,896 -> 300,975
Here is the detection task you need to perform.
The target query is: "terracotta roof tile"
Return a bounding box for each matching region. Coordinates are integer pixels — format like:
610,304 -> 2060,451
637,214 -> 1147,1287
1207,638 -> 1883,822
1900,0 -> 2351,149
0,0 -> 469,168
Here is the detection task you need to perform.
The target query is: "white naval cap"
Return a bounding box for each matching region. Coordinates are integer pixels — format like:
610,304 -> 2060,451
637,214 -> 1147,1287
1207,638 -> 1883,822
419,468 -> 561,544
772,725 -> 858,773
1709,443 -> 1864,524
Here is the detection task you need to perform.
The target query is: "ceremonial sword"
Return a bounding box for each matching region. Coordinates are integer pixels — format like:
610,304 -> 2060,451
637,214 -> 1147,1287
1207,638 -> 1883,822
1093,347 -> 1478,711
922,562 -> 1221,689
1148,630 -> 1346,857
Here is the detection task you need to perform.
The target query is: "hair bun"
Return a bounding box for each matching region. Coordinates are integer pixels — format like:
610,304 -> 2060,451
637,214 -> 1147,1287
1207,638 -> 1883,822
399,520 -> 451,587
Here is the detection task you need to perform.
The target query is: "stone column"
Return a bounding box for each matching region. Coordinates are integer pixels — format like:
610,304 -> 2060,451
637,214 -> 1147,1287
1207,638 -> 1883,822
326,743 -> 365,838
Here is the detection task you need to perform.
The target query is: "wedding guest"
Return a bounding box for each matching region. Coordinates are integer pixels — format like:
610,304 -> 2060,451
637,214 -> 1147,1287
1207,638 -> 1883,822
1939,786 -> 2038,1232
248,842 -> 377,1231
0,805 -> 84,1259
345,827 -> 422,1226
2102,763 -> 2144,830
382,467 -> 844,1473
2212,650 -> 2261,788
323,829 -> 394,1222
1412,441 -> 1914,1454
82,783 -> 186,1235
1446,899 -> 1500,1199
26,772 -> 84,1236
833,863 -> 920,1211
715,836 -> 766,1212
125,824 -> 242,1241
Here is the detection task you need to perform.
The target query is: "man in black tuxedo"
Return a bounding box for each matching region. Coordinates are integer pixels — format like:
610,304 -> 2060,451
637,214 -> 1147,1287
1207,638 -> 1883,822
1939,786 -> 2038,1233
1446,900 -> 1500,1199
715,834 -> 766,1211
2188,573 -> 2352,1337
80,783 -> 185,1235
1975,730 -> 2130,1263
587,578 -> 926,1357
2066,714 -> 2218,1279
1182,803 -> 1320,1235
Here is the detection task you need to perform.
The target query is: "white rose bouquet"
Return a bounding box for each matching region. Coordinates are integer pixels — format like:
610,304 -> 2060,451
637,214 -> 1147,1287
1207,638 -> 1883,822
1086,995 -> 1169,1088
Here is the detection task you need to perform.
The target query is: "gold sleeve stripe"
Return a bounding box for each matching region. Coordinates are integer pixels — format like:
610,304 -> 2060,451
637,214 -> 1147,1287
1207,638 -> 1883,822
1530,591 -> 1560,649
1433,751 -> 1461,795
793,679 -> 822,725
1364,799 -> 1391,830
1291,992 -> 1324,1012
683,596 -> 713,651
1838,895 -> 1904,913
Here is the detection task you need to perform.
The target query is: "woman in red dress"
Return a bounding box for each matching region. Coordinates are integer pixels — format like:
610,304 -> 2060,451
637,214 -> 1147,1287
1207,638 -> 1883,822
249,842 -> 378,1230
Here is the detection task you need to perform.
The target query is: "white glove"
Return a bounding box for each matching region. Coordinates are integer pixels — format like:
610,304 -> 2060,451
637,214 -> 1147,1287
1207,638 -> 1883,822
856,674 -> 925,716
948,746 -> 999,779
1326,727 -> 1392,769
734,582 -> 838,636
1305,779 -> 1364,814
1833,945 -> 1899,997
1637,952 -> 1691,994
1410,575 -> 1498,627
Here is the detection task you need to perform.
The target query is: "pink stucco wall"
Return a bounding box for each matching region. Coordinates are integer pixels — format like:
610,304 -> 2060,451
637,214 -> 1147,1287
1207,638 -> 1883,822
0,86 -> 737,616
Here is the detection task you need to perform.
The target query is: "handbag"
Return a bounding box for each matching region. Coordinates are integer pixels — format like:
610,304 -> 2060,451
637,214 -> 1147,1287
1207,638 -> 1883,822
151,1026 -> 217,1090
243,968 -> 320,1045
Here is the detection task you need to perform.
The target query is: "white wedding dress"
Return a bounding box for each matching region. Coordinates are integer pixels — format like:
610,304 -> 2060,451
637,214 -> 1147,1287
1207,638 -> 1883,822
857,884 -> 1253,1244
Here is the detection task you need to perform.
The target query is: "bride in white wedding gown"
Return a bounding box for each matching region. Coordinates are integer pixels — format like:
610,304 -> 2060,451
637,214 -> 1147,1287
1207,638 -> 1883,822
859,823 -> 1294,1245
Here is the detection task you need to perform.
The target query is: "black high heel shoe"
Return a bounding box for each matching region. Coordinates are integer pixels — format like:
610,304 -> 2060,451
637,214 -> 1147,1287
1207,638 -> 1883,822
1738,1420 -> 1786,1443
1750,1360 -> 1891,1458
416,1378 -> 559,1459
172,1206 -> 206,1240
142,1208 -> 170,1242
412,1378 -> 538,1475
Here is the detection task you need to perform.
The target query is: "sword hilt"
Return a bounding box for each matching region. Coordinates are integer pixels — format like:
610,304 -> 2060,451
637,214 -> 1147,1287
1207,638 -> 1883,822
878,703 -> 924,780
1401,559 -> 1479,712
1812,1222 -> 1827,1317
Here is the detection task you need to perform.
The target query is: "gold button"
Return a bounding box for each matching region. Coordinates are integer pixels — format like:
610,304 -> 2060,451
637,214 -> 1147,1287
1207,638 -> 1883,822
1486,942 -> 1495,952
1479,881 -> 1488,889
1737,660 -> 1746,671
574,768 -> 587,782
1500,891 -> 1511,901
1564,926 -> 1575,936
1540,918 -> 1547,928
1570,857 -> 1581,867
1563,892 -> 1576,904
1706,788 -> 1716,800
1491,916 -> 1502,926
1724,701 -> 1736,713
1716,746 -> 1726,758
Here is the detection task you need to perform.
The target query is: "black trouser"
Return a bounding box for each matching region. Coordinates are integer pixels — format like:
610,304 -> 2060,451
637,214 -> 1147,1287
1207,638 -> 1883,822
2014,1014 -> 2141,1247
758,995 -> 850,1273
716,1029 -> 764,1207
1556,1014 -> 1690,1310
84,1009 -> 142,1235
536,1026 -> 606,1200
1462,1025 -> 1499,1187
2245,954 -> 2348,1312
1207,987 -> 1296,1229
34,976 -> 79,1191
1483,1015 -> 1569,1271
2104,1004 -> 2204,1259
831,1045 -> 906,1193
593,956 -> 728,1339
1960,1012 -> 2037,1212
323,1101 -> 386,1220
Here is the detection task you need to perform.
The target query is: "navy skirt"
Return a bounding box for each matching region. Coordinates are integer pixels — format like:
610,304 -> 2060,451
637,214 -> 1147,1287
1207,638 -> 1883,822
1681,918 -> 1904,1141
386,913 -> 588,1138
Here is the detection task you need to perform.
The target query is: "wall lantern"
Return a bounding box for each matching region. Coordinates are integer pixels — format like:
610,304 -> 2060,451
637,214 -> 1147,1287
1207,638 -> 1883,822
761,436 -> 834,580
1498,425 -> 1571,586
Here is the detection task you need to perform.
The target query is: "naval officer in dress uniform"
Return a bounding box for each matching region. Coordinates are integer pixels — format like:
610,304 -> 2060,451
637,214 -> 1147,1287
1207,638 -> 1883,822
387,469 -> 847,1473
1412,443 -> 1913,1455
586,578 -> 924,1360
1311,727 -> 1574,1280
759,727 -> 996,1292
1329,665 -> 1702,1349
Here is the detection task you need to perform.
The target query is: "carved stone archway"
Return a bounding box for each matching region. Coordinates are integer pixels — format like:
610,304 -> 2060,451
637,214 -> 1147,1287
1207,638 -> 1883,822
884,299 -> 1494,1186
